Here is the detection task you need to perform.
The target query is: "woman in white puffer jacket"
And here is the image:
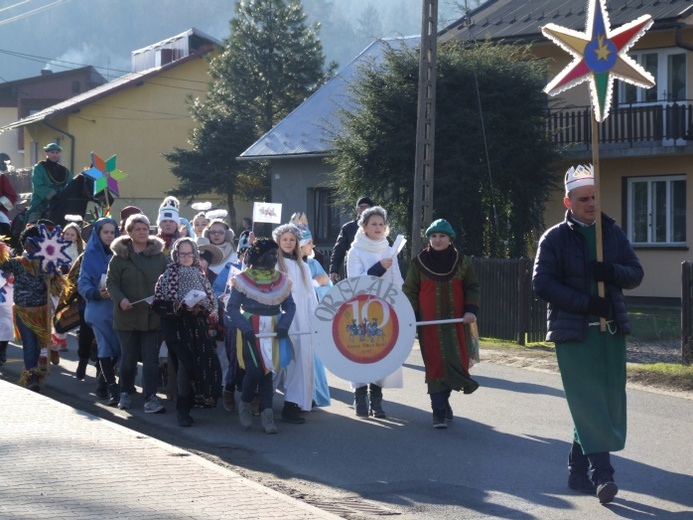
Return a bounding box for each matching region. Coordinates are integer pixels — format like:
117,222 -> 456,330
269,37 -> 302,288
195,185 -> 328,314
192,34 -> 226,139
345,205 -> 403,419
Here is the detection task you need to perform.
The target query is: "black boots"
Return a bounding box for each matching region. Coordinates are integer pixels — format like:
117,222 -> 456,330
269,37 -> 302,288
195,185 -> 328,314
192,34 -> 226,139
281,401 -> 305,424
106,383 -> 120,407
0,341 -> 8,366
354,386 -> 369,417
75,358 -> 89,380
177,395 -> 194,427
369,384 -> 386,418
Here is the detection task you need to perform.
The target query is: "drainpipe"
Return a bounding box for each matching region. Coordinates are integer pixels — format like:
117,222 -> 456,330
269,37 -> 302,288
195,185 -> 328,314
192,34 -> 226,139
42,122 -> 76,172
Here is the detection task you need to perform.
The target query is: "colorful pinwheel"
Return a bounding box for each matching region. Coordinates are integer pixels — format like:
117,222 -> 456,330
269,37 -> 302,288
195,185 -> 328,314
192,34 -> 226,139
542,0 -> 655,122
83,152 -> 128,197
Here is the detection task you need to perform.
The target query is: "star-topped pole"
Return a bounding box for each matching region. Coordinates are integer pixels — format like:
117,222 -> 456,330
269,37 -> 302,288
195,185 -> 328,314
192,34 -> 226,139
541,0 -> 655,331
83,152 -> 128,215
542,0 -> 654,122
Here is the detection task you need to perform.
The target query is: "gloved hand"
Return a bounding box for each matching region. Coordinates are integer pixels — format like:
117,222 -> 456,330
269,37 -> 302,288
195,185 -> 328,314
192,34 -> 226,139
275,327 -> 289,339
592,261 -> 616,284
243,330 -> 257,345
587,296 -> 610,318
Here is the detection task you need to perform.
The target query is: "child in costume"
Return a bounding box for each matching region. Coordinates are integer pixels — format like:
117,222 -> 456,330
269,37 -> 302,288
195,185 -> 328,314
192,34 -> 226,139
292,212 -> 331,407
226,238 -> 295,434
273,223 -> 317,424
0,224 -> 65,390
153,238 -> 222,426
0,267 -> 15,366
78,217 -> 122,406
51,221 -> 85,351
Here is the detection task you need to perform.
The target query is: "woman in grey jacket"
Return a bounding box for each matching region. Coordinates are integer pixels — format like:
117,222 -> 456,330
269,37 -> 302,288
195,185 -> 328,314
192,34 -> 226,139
106,214 -> 168,414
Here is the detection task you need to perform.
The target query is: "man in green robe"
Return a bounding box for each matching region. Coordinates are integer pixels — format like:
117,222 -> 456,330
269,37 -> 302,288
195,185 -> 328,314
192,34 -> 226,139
532,165 -> 643,504
26,143 -> 73,224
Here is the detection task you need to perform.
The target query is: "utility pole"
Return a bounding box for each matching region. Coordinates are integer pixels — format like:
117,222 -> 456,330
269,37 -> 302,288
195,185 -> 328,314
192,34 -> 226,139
411,0 -> 438,256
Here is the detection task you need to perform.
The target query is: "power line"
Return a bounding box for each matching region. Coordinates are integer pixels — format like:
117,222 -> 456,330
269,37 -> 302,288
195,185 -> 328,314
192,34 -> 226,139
0,0 -> 70,26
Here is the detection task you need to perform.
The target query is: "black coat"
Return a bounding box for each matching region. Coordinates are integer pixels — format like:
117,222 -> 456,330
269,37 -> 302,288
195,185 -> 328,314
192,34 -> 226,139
532,211 -> 644,343
329,220 -> 359,275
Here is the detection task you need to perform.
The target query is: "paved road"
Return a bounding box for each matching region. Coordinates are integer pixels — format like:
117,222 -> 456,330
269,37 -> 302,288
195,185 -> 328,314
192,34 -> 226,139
1,337 -> 691,519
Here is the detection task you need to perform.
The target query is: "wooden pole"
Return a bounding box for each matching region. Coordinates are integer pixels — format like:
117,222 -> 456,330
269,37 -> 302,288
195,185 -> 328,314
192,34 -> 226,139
411,0 -> 438,256
591,112 -> 606,332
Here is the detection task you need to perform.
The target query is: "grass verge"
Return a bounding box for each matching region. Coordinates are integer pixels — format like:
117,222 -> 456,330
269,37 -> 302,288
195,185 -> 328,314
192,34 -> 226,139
479,339 -> 693,395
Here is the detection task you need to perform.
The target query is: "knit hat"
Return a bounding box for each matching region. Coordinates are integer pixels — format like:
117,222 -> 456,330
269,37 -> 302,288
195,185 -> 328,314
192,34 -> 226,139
43,143 -> 62,152
272,223 -> 302,245
564,164 -> 594,193
157,196 -> 180,225
247,237 -> 278,266
425,219 -> 456,239
356,196 -> 375,208
290,212 -> 313,247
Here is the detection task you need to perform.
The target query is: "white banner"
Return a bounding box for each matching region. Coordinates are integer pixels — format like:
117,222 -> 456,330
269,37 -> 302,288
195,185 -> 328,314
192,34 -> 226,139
253,202 -> 282,224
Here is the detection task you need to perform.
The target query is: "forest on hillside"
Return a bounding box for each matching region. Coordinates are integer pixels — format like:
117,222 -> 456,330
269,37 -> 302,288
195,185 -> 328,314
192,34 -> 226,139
0,0 -> 481,82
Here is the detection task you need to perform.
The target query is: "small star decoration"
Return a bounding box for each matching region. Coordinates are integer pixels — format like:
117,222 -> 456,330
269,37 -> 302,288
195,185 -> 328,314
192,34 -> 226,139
83,152 -> 128,197
542,0 -> 655,122
27,224 -> 73,273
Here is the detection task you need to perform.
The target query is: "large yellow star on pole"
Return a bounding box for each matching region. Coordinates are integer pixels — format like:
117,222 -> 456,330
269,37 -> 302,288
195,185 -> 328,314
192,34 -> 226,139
542,0 -> 655,122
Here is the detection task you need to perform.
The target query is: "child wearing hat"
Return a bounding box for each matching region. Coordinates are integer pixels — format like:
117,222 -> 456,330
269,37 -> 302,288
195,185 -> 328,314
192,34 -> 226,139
157,196 -> 182,252
403,218 -> 480,429
226,237 -> 296,434
0,224 -> 66,390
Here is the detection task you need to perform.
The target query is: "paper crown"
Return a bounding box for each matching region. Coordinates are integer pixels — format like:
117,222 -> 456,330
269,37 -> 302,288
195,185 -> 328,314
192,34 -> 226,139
565,164 -> 594,192
290,212 -> 312,246
158,196 -> 180,225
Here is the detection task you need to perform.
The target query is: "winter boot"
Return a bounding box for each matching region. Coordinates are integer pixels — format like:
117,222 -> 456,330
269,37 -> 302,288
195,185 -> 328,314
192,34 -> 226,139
0,341 -> 7,365
260,408 -> 278,434
223,388 -> 236,413
95,370 -> 108,399
281,401 -> 306,424
369,384 -> 386,418
75,358 -> 89,380
238,401 -> 253,430
432,408 -> 448,429
354,386 -> 369,417
177,395 -> 193,427
106,383 -> 120,407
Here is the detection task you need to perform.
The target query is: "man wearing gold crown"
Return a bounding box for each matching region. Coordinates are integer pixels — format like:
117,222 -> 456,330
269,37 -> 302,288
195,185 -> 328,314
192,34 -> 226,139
532,165 -> 643,504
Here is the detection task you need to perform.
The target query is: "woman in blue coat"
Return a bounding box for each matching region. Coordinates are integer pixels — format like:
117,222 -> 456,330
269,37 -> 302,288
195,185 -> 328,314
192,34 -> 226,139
78,217 -> 121,405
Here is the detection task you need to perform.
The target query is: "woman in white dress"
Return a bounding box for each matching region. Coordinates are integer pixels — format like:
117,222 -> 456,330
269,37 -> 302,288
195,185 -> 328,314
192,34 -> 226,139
346,206 -> 404,418
273,223 -> 317,424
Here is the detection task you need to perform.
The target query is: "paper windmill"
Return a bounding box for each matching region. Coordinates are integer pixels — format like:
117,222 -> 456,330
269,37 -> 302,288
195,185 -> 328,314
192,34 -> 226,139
26,224 -> 73,273
542,0 -> 655,122
83,152 -> 128,197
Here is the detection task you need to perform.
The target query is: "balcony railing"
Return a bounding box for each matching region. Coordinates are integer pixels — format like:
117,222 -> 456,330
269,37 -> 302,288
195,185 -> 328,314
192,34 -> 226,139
545,101 -> 693,148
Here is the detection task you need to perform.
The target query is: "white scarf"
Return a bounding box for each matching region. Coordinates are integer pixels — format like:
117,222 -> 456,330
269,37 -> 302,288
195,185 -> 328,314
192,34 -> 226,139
351,229 -> 389,254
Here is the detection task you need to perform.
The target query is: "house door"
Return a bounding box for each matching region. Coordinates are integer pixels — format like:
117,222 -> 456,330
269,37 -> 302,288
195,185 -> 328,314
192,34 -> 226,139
620,50 -> 687,145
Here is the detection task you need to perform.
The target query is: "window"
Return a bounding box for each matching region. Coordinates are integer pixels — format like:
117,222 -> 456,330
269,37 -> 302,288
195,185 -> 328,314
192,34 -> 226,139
627,175 -> 686,246
311,187 -> 340,242
620,49 -> 686,104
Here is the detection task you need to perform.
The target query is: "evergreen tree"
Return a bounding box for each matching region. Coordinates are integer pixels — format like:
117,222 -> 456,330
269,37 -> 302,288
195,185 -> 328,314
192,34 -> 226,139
328,40 -> 563,258
165,0 -> 332,227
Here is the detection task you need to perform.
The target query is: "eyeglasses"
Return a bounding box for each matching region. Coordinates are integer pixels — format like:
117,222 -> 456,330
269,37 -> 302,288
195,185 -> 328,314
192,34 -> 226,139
178,252 -> 194,258
208,230 -> 225,235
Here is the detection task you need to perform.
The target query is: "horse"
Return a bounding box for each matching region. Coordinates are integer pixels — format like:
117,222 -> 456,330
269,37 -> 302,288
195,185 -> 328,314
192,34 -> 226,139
8,174 -> 113,251
44,174 -> 113,228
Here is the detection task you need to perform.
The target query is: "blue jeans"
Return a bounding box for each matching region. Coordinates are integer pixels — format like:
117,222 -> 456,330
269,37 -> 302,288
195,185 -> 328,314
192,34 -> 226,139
117,330 -> 161,399
16,314 -> 41,371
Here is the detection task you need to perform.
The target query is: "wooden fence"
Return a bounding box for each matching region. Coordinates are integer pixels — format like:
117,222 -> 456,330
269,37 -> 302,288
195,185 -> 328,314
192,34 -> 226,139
679,262 -> 693,365
471,257 -> 547,345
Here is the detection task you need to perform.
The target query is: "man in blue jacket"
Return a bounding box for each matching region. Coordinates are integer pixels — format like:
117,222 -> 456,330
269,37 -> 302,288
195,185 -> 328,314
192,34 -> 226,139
532,165 -> 643,504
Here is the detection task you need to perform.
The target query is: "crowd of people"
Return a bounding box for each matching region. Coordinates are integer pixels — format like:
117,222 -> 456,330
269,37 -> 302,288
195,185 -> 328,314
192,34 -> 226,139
0,144 -> 642,503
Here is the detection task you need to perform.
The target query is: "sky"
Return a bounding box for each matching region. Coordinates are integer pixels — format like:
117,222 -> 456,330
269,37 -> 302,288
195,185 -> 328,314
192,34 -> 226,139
0,0 -> 469,83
